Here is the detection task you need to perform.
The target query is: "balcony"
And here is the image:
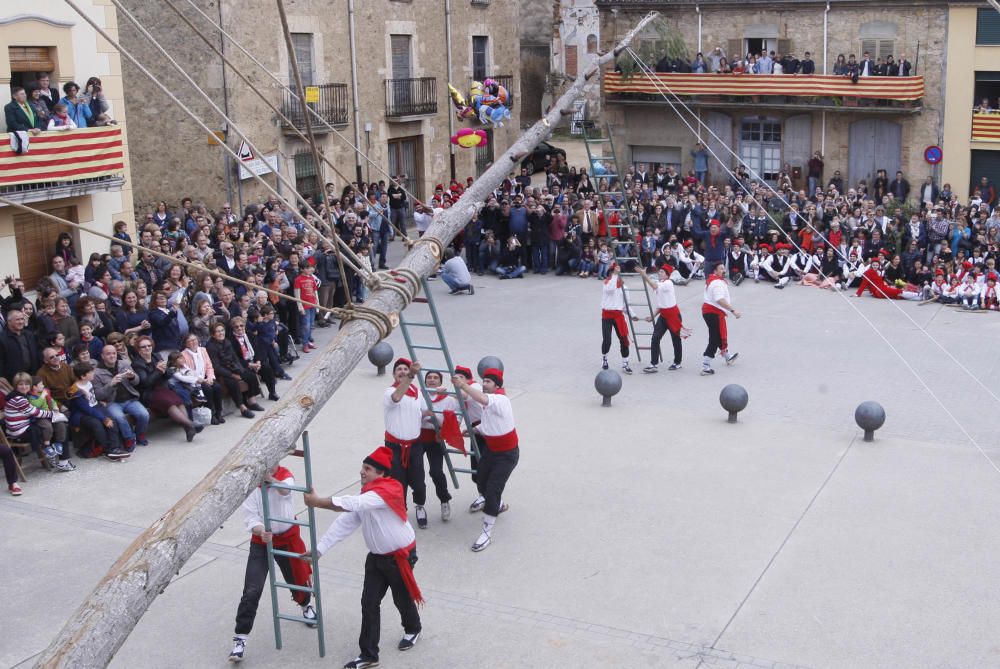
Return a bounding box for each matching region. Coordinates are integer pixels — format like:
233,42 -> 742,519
0,126 -> 126,203
470,74 -> 514,93
972,112 -> 1000,142
385,77 -> 438,120
604,71 -> 924,113
279,83 -> 349,134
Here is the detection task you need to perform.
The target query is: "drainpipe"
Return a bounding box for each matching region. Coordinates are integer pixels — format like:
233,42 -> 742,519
821,2 -> 830,157
348,0 -> 363,184
696,5 -> 702,55
446,0 -> 456,181
218,0 -> 234,207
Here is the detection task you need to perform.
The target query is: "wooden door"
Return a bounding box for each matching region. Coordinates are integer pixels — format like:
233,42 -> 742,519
14,206 -> 76,292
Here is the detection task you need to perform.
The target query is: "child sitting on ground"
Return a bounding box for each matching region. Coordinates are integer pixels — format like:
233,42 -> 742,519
28,377 -> 72,471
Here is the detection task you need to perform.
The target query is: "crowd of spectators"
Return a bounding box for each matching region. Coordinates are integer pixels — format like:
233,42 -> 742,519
4,71 -> 116,145
646,47 -> 914,79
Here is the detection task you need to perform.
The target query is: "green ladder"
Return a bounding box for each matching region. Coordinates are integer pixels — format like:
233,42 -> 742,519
582,122 -> 656,362
260,431 -> 325,657
398,277 -> 478,487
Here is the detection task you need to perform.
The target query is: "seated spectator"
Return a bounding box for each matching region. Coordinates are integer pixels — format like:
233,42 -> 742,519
206,322 -> 264,419
52,297 -> 80,345
67,360 -> 127,460
180,333 -> 224,424
229,317 -> 278,401
92,344 -> 148,450
130,336 -> 202,441
37,347 -> 76,405
28,375 -> 71,471
149,290 -> 182,353
0,310 -> 41,384
3,372 -> 67,471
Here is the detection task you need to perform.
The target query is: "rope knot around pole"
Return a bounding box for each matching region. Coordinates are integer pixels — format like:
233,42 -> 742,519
338,304 -> 395,340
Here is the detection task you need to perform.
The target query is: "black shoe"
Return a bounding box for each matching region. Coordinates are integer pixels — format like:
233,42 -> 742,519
185,426 -> 197,442
240,409 -> 255,419
211,416 -> 221,426
449,287 -> 461,295
280,374 -> 292,381
343,657 -> 379,669
468,285 -> 475,295
397,632 -> 420,651
247,403 -> 265,412
268,393 -> 280,401
217,415 -> 226,424
195,424 -> 205,433
379,264 -> 389,270
602,358 -> 609,370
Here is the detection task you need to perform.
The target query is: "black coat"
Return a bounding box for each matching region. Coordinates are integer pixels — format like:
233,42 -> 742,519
4,100 -> 43,133
0,327 -> 41,382
206,336 -> 248,377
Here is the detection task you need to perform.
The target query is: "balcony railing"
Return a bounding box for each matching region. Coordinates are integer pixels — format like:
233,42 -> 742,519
972,112 -> 1000,142
385,77 -> 438,118
604,71 -> 924,111
0,126 -> 126,194
279,83 -> 349,133
470,74 -> 514,94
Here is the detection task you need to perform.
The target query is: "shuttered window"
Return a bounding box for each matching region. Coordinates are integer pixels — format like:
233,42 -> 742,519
288,33 -> 314,86
472,36 -> 488,82
294,151 -> 319,199
14,206 -> 75,291
860,39 -> 895,61
390,35 -> 412,79
978,8 -> 1000,45
8,46 -> 55,73
565,45 -> 578,77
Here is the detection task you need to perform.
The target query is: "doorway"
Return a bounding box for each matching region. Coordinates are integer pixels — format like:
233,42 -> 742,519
739,119 -> 782,184
387,136 -> 422,202
14,206 -> 76,291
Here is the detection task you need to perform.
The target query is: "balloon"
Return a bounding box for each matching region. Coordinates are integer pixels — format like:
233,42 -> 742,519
451,128 -> 488,148
448,80 -> 513,128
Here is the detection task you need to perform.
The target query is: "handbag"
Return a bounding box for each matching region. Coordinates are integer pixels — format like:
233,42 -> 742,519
192,406 -> 212,427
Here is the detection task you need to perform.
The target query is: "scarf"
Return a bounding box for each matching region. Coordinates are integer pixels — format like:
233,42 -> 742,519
362,477 -> 424,605
251,466 -> 312,604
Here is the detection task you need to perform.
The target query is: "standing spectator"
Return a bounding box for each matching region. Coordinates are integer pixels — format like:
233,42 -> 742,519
80,77 -> 108,126
807,152 -> 824,197
889,171 -> 911,202
3,87 -> 43,142
690,143 -> 709,185
387,175 -> 408,235
25,84 -> 51,127
293,262 -> 319,353
58,82 -> 93,128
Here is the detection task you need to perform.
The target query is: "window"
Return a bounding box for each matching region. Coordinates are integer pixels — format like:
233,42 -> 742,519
390,34 -> 412,79
859,21 -> 897,61
288,33 -> 314,86
565,45 -> 578,77
860,39 -> 895,62
740,120 -> 781,184
586,34 -> 598,54
974,72 -> 1000,109
294,151 -> 319,201
7,46 -> 56,90
978,8 -> 1000,45
472,36 -> 489,82
388,136 -> 422,201
475,128 -> 494,176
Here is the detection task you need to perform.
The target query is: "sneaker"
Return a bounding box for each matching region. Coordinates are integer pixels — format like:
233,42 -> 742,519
397,632 -> 420,651
8,483 -> 22,496
53,442 -> 64,456
668,363 -> 682,371
343,657 -> 379,669
601,357 -> 609,370
700,367 -> 715,376
137,433 -> 148,446
441,501 -> 451,522
471,530 -> 492,552
105,449 -> 130,460
469,495 -> 486,512
498,502 -> 509,514
725,352 -> 739,365
228,637 -> 246,663
415,505 -> 428,529
54,460 -> 74,473
622,363 -> 633,375
642,364 -> 658,374
302,604 -> 317,628
733,273 -> 745,286
43,445 -> 56,460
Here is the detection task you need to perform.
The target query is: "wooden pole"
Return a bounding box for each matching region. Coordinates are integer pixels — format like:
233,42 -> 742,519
32,11 -> 657,668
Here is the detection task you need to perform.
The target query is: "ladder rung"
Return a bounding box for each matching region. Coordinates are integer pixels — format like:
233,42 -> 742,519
412,344 -> 443,351
412,297 -> 429,303
277,612 -> 315,624
291,449 -> 305,457
584,137 -> 611,142
275,581 -> 315,594
266,515 -> 311,528
638,346 -> 652,350
421,367 -> 453,375
451,466 -> 477,473
403,322 -> 436,328
268,482 -> 310,493
271,548 -> 310,560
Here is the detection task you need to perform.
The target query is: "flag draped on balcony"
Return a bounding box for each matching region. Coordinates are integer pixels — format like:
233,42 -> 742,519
972,113 -> 1000,142
0,127 -> 126,187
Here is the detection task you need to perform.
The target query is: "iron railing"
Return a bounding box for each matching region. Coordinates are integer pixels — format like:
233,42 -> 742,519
385,77 -> 438,117
279,83 -> 349,132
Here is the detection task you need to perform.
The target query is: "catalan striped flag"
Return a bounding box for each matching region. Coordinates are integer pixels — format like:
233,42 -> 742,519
972,113 -> 1000,142
603,72 -> 925,102
0,126 -> 125,187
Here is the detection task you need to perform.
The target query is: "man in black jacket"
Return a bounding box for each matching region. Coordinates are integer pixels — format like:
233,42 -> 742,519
889,171 -> 910,202
0,310 -> 41,383
4,87 -> 42,154
800,52 -> 815,75
34,73 -> 60,111
387,175 -> 408,235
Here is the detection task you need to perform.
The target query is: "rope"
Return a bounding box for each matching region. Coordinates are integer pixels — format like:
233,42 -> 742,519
95,0 -> 370,280
624,45 -> 1000,410
624,47 -> 1000,477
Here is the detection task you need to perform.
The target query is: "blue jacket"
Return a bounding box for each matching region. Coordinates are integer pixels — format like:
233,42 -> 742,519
59,96 -> 92,128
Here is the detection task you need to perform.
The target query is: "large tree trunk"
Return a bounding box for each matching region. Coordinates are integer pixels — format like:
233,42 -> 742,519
34,12 -> 657,668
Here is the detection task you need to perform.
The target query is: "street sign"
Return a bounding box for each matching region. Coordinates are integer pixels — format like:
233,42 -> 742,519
237,140 -> 254,162
238,154 -> 278,180
924,145 -> 942,165
207,130 -> 225,146
305,86 -> 320,104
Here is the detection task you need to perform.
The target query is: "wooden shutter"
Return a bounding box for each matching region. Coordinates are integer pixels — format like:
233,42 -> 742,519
289,33 -> 314,86
727,39 -> 742,61
14,206 -> 75,291
977,8 -> 1000,45
565,45 -> 578,77
877,39 -> 895,60
390,35 -> 412,79
472,36 -> 488,81
860,39 -> 877,59
777,39 -> 792,57
8,46 -> 55,73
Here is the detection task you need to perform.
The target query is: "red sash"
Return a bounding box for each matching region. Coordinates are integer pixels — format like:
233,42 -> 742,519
701,304 -> 728,349
385,431 -> 416,468
483,428 -> 519,452
601,309 -> 628,342
658,306 -> 683,334
362,478 -> 424,605
251,525 -> 312,605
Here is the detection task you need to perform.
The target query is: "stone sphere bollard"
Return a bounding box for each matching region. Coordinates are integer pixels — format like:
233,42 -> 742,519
477,356 -> 505,379
595,370 -> 622,407
368,341 -> 394,376
719,384 -> 749,423
855,401 -> 886,442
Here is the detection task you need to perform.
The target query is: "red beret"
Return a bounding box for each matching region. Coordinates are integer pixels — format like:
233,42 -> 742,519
482,367 -> 504,387
393,357 -> 412,370
454,365 -> 474,380
363,446 -> 394,472
683,240 -> 693,247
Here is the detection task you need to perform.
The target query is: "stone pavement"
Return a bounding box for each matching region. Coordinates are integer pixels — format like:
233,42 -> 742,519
3,244 -> 1000,669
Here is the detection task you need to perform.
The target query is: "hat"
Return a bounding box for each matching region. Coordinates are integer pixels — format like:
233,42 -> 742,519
759,244 -> 772,253
733,239 -> 743,246
683,240 -> 693,247
363,446 -> 394,473
435,184 -> 444,191
935,269 -> 945,276
482,367 -> 504,387
963,260 -> 973,269
880,249 -> 891,257
454,365 -> 474,380
659,263 -> 675,275
709,218 -> 721,227
393,357 -> 412,370
989,272 -> 998,281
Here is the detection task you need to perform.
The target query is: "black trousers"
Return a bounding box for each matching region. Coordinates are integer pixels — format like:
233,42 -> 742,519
386,440 -> 425,508
201,381 -> 223,417
359,549 -> 421,661
650,315 -> 682,365
234,542 -> 310,635
221,368 -> 261,404
420,439 -> 452,504
77,415 -> 121,455
601,317 -> 629,357
1,442 -> 17,486
476,446 -> 519,517
470,431 -> 486,485
703,312 -> 723,359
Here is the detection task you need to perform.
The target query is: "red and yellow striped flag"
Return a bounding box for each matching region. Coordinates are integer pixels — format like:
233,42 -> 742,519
972,113 -> 1000,142
0,126 -> 125,187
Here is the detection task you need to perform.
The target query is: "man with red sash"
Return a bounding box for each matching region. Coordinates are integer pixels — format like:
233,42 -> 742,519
228,463 -> 315,663
600,263 -> 633,374
383,357 -> 425,504
452,368 -> 518,552
701,262 -> 741,376
454,365 -> 486,492
305,446 -> 423,669
638,263 -> 691,373
412,370 -> 463,528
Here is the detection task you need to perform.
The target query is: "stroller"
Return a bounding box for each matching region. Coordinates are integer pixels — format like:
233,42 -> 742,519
277,321 -> 300,366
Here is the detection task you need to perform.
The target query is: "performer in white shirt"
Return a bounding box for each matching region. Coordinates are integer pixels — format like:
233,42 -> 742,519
701,262 -> 741,376
412,370 -> 463,528
383,357 -> 426,502
454,365 -> 485,492
228,463 -> 315,663
637,264 -> 691,373
305,446 -> 423,669
452,368 -> 518,552
600,264 -> 633,374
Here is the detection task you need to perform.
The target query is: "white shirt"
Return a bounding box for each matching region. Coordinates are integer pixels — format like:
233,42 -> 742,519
383,387 -> 423,440
414,210 -> 433,233
601,277 -> 624,311
463,382 -> 484,424
241,475 -> 296,535
703,278 -> 731,311
479,393 -> 516,437
316,490 -> 415,556
654,279 -> 677,309
423,392 -> 459,429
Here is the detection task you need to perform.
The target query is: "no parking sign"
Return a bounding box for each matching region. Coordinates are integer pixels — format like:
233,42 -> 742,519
924,145 -> 943,165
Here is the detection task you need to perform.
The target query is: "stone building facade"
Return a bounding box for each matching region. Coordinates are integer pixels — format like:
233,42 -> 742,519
597,0 -> 959,200
119,0 -> 520,216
